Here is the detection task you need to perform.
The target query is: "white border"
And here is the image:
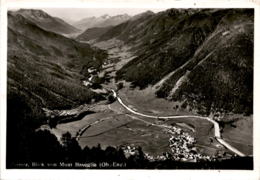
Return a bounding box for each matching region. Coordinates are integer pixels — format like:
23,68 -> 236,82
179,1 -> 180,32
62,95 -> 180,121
4,0 -> 260,9
1,0 -> 260,180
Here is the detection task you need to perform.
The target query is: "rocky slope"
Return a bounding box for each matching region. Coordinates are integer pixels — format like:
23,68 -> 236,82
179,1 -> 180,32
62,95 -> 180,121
10,9 -> 80,35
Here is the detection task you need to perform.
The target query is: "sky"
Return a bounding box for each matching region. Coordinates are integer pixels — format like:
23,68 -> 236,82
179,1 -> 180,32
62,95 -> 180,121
42,8 -> 167,22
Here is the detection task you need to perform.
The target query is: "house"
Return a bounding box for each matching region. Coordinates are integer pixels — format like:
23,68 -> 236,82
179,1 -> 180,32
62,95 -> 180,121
88,67 -> 96,74
83,80 -> 92,87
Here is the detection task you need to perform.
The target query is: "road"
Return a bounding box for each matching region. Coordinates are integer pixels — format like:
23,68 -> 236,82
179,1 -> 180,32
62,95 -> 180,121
111,90 -> 246,157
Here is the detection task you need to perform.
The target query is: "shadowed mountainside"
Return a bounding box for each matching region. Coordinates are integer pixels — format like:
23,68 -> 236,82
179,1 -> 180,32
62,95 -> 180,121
76,26 -> 114,41
97,10 -> 155,42
7,10 -> 108,167
10,9 -> 80,35
76,11 -> 154,42
8,11 -> 108,110
95,9 -> 253,115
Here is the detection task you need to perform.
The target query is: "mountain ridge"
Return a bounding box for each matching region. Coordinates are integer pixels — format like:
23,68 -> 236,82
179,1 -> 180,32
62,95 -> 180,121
10,9 -> 80,35
73,13 -> 131,31
91,8 -> 253,115
8,11 -> 107,109
6,8 -> 254,169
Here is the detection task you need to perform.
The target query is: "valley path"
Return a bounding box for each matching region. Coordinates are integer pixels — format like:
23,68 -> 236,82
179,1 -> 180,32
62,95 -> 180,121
111,90 -> 246,157
83,40 -> 246,157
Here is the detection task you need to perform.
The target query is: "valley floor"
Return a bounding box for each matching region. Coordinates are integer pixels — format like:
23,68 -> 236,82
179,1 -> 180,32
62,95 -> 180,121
43,39 -> 253,161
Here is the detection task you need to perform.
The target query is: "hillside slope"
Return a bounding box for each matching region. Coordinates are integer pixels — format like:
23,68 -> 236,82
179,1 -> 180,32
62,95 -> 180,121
76,11 -> 155,42
156,10 -> 253,115
11,9 -> 80,35
8,12 -> 107,110
7,10 -> 109,168
96,9 -> 253,115
76,26 -> 113,41
98,10 -> 155,42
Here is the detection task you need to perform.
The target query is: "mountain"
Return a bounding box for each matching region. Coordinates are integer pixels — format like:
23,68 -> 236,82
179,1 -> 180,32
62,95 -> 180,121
76,26 -> 113,41
97,10 -> 155,42
7,10 -> 109,167
10,9 -> 80,35
6,8 -> 254,168
73,16 -> 96,31
8,11 -> 107,110
96,9 -> 253,115
73,14 -> 131,31
130,10 -> 154,21
76,11 -> 154,41
155,9 -> 254,115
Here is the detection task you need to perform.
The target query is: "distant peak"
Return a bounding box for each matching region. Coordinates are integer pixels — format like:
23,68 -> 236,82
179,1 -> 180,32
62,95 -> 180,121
114,13 -> 131,18
138,10 -> 154,17
101,14 -> 110,19
131,10 -> 154,20
16,9 -> 50,18
144,10 -> 154,14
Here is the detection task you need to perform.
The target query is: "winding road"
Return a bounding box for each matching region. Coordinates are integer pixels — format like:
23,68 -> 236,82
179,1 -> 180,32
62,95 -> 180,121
111,90 -> 246,157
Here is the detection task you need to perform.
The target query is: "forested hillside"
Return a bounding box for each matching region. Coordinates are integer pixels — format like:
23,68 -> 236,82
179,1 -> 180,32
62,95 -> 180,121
96,9 -> 254,115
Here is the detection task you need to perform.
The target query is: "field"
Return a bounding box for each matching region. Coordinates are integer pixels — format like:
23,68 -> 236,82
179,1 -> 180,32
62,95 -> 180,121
79,117 -> 170,156
221,114 -> 253,155
45,35 -> 253,159
117,84 -> 192,116
48,92 -> 230,157
49,101 -> 170,156
6,9 -> 254,170
45,31 -> 252,160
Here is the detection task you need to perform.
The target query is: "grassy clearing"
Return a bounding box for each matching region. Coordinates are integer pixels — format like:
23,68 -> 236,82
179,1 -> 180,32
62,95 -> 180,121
222,139 -> 253,155
54,111 -> 115,137
117,85 -> 192,116
79,116 -> 170,156
53,98 -> 217,156
221,115 -> 253,155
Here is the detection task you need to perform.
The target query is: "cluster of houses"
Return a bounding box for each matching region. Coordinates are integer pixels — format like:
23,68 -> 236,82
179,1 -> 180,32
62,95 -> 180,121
82,67 -> 98,88
166,126 -> 211,162
144,153 -> 169,161
82,64 -> 114,88
120,124 -> 213,162
121,144 -> 169,161
212,112 -> 225,122
121,145 -> 139,158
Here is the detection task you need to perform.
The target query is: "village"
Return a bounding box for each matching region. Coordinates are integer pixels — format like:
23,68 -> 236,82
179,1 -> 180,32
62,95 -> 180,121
81,65 -> 215,163
166,126 -> 211,162
74,61 -> 238,164
119,124 -> 213,163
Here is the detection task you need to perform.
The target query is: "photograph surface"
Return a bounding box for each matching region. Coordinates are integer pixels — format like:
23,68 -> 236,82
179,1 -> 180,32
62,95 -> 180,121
6,7 -> 254,169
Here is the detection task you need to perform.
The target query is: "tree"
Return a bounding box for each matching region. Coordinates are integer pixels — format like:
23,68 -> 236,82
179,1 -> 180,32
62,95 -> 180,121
31,130 -> 63,163
48,118 -> 58,128
116,82 -> 124,90
107,94 -> 116,104
61,132 -> 82,161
